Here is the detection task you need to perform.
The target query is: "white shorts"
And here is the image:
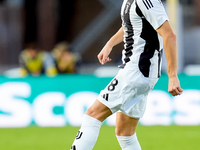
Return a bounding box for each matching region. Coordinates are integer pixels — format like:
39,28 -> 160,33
97,67 -> 158,119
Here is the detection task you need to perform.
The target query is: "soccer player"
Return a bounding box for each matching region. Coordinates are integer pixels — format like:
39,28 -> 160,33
70,0 -> 183,149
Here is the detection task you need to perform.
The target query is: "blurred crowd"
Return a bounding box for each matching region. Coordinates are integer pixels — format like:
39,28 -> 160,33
18,41 -> 81,77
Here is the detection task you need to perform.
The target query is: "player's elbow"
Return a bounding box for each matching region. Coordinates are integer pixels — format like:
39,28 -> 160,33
165,32 -> 176,43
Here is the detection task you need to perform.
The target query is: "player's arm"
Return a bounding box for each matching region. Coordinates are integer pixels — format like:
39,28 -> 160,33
98,27 -> 124,65
156,21 -> 183,96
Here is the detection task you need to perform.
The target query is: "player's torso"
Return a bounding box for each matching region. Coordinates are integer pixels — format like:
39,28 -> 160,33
121,0 -> 163,78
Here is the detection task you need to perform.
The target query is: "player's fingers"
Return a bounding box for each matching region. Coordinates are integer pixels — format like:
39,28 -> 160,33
102,56 -> 111,65
169,90 -> 175,96
168,88 -> 178,96
106,57 -> 112,62
169,87 -> 183,96
102,56 -> 107,65
177,87 -> 183,93
174,88 -> 181,95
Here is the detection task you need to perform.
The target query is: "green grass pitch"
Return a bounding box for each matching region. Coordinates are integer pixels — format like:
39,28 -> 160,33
0,125 -> 199,150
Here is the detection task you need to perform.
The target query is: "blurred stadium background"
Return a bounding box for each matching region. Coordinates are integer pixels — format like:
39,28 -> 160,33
0,0 -> 200,149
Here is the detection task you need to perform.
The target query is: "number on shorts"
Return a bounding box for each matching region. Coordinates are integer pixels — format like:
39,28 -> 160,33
108,78 -> 118,91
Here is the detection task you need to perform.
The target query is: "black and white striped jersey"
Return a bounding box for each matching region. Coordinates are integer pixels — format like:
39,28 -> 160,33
120,0 -> 169,78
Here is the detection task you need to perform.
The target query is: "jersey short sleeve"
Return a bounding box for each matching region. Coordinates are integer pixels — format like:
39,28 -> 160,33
136,0 -> 169,30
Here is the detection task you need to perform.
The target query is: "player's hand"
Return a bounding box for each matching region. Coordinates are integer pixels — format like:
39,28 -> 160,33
97,44 -> 112,65
168,76 -> 183,96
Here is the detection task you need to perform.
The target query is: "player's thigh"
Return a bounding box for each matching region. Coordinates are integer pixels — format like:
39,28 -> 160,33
115,112 -> 139,136
85,99 -> 112,122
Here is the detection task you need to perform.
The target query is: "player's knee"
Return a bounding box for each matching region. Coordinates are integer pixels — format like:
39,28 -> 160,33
85,107 -> 95,116
115,127 -> 120,136
115,124 -> 136,136
115,126 -> 128,136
